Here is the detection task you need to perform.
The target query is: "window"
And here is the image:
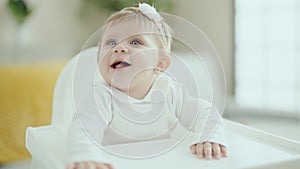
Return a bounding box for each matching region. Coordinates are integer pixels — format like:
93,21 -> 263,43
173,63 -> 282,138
234,0 -> 300,115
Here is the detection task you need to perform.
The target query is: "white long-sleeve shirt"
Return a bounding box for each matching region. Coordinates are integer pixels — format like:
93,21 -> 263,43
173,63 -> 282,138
67,74 -> 226,164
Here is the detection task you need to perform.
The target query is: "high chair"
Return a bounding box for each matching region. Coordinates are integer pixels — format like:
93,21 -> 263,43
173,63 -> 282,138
26,47 -> 300,169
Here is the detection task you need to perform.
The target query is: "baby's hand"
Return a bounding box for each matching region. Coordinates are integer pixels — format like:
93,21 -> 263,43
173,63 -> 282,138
66,161 -> 114,169
190,142 -> 227,160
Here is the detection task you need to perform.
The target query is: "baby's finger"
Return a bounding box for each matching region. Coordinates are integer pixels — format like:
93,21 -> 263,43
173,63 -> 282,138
95,163 -> 110,169
196,143 -> 204,158
66,163 -> 75,169
212,143 -> 221,159
76,162 -> 86,169
190,145 -> 197,154
221,145 -> 228,157
204,142 -> 212,159
86,162 -> 97,169
104,163 -> 115,169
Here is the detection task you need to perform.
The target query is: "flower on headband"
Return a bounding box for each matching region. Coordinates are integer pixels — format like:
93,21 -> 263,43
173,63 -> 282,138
138,3 -> 163,23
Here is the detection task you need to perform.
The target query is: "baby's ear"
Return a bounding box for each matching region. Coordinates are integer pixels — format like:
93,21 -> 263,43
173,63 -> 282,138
157,55 -> 171,72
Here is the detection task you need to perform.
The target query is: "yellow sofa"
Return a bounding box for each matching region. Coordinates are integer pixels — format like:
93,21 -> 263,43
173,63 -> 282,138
0,62 -> 65,163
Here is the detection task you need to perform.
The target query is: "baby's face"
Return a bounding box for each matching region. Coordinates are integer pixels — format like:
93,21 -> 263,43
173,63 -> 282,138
98,20 -> 163,93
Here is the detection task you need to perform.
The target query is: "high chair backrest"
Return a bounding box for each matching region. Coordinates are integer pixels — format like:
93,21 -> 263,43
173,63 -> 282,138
50,46 -> 216,130
51,47 -> 99,130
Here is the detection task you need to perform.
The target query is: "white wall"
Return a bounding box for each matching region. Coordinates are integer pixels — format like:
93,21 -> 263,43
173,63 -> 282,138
169,0 -> 234,95
0,0 -> 109,61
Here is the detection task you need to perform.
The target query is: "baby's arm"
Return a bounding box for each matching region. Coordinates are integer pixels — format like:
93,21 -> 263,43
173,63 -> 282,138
190,142 -> 227,159
66,86 -> 114,168
175,87 -> 227,160
66,115 -> 114,169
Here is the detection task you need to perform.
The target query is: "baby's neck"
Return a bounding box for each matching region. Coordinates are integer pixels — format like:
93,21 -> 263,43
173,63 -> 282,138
126,81 -> 154,100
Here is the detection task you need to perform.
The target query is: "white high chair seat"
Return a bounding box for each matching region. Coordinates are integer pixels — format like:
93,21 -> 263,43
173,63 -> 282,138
26,47 -> 300,169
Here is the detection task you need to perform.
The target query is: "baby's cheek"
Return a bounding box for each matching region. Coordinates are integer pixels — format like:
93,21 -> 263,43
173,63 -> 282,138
134,53 -> 159,68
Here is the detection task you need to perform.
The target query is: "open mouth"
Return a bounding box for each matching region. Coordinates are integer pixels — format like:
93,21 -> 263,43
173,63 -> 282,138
111,61 -> 131,69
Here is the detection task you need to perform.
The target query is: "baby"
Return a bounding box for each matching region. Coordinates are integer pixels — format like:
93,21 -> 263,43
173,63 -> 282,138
67,3 -> 227,169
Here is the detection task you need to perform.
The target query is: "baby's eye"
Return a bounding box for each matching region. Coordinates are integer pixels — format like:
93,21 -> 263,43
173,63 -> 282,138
107,40 -> 117,47
130,39 -> 142,46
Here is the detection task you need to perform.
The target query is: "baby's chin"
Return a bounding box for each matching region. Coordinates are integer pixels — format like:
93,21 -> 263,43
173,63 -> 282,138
108,80 -> 131,92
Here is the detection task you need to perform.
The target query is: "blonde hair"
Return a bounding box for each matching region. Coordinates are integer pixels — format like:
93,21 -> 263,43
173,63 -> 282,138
103,6 -> 173,54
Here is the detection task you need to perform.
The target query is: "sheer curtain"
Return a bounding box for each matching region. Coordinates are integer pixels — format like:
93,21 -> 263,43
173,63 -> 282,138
234,0 -> 300,115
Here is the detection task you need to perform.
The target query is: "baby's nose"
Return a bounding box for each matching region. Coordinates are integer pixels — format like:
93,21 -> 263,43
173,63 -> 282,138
114,46 -> 128,53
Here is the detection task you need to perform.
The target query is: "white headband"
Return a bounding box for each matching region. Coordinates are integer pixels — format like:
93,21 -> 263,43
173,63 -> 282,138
138,3 -> 163,24
138,3 -> 171,52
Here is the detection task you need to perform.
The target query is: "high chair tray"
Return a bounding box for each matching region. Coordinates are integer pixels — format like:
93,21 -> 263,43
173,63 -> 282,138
26,119 -> 300,169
